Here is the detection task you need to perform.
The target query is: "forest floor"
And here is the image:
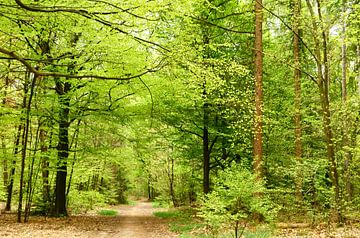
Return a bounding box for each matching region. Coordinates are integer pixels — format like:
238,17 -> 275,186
0,200 -> 177,238
0,201 -> 359,237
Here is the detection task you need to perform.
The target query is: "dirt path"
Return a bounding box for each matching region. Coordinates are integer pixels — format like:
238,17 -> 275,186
0,201 -> 178,238
115,201 -> 177,238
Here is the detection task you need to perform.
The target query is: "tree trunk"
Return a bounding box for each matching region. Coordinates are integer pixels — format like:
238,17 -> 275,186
18,71 -> 37,222
306,0 -> 341,222
167,156 -> 177,207
203,102 -> 210,194
53,80 -> 71,217
318,81 -> 340,219
293,0 -> 303,203
5,125 -> 22,212
341,0 -> 352,202
254,0 -> 264,178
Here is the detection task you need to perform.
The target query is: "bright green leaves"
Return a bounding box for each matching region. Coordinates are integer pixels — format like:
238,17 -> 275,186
200,163 -> 276,235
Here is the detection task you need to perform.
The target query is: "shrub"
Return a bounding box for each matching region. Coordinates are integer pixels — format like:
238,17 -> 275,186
68,190 -> 107,214
200,163 -> 276,238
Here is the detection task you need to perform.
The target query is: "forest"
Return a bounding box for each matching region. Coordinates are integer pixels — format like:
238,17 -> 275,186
0,0 -> 359,237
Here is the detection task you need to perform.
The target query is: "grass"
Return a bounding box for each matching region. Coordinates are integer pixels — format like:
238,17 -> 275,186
154,209 -> 207,236
154,209 -> 274,238
97,209 -> 118,216
127,200 -> 137,206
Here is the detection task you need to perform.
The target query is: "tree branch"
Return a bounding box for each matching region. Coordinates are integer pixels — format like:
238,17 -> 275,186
14,0 -> 169,52
187,15 -> 254,35
0,46 -> 159,80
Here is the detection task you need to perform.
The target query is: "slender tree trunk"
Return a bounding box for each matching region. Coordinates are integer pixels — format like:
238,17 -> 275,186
254,0 -> 264,178
24,125 -> 41,222
318,81 -> 340,219
203,102 -> 210,194
306,0 -> 341,222
18,71 -> 37,222
318,1 -> 341,222
293,0 -> 303,203
5,125 -> 22,212
341,0 -> 347,102
167,155 -> 177,207
341,0 -> 352,202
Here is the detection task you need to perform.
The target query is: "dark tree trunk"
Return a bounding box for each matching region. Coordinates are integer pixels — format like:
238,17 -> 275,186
254,0 -> 264,178
18,71 -> 37,222
203,82 -> 210,194
53,80 -> 71,217
5,124 -> 22,212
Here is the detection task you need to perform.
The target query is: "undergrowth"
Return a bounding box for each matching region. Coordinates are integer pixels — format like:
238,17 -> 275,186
97,209 -> 118,216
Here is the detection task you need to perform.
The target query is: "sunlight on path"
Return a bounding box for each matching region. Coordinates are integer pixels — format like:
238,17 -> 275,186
115,201 -> 177,238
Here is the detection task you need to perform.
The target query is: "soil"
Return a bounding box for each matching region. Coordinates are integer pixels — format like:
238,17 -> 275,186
0,201 -> 178,238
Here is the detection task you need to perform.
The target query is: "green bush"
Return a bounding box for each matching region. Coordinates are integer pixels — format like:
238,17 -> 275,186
68,190 -> 107,214
200,163 -> 276,238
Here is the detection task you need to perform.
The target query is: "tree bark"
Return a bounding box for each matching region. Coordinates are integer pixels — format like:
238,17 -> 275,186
254,0 -> 264,178
203,96 -> 210,194
306,0 -> 341,222
53,79 -> 71,217
18,71 -> 37,222
5,125 -> 22,212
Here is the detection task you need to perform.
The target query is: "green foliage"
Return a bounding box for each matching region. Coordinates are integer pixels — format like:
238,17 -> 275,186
154,210 -> 184,219
200,163 -> 276,236
68,191 -> 107,214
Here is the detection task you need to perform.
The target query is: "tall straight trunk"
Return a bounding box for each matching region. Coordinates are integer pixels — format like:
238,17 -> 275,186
306,0 -> 341,222
203,95 -> 210,194
341,0 -> 352,202
254,0 -> 264,178
293,0 -> 303,202
341,0 -> 347,102
318,1 -> 341,222
53,80 -> 71,217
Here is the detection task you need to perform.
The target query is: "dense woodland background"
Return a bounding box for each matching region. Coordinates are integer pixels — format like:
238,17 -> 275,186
0,0 -> 359,232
